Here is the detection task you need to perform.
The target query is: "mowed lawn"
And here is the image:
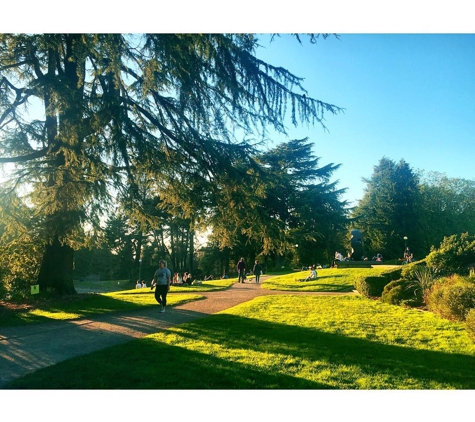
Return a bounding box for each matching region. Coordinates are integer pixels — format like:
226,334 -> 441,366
261,267 -> 392,291
0,279 -> 236,327
7,294 -> 475,389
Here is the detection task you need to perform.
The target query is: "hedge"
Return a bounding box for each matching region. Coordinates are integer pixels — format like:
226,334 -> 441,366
354,276 -> 390,298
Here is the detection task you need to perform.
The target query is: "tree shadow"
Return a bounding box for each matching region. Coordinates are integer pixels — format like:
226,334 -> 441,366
170,314 -> 475,389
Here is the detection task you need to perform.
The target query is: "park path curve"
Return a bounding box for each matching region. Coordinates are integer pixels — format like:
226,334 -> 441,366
0,278 -> 356,388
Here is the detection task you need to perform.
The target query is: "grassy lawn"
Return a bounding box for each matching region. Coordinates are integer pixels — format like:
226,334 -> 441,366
0,278 -> 236,327
261,267 -> 394,292
7,295 -> 475,389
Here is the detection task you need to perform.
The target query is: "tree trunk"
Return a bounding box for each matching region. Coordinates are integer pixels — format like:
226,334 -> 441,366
38,237 -> 76,295
189,229 -> 194,273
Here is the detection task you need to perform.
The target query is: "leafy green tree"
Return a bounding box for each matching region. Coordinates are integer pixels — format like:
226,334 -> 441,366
418,172 -> 475,253
0,34 -> 342,294
351,157 -> 422,260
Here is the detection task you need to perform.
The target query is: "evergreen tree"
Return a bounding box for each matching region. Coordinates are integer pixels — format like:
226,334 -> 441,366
208,138 -> 348,268
351,157 -> 422,260
0,34 -> 342,294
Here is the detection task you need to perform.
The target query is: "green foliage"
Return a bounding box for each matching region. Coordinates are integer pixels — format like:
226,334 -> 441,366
407,265 -> 438,301
354,275 -> 390,297
426,233 -> 475,275
400,259 -> 427,280
427,275 -> 475,321
381,267 -> 403,281
381,279 -> 422,306
351,158 -> 422,260
0,34 -> 344,295
418,172 -> 475,254
465,308 -> 475,342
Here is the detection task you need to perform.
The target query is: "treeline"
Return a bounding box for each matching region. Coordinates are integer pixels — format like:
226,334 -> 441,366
351,157 -> 475,261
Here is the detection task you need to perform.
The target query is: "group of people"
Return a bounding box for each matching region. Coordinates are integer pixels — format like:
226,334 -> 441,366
135,280 -> 147,288
236,258 -> 263,283
171,272 -> 194,285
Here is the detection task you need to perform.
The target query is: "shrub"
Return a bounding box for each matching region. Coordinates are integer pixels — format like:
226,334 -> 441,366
465,309 -> 475,342
400,259 -> 427,281
354,276 -> 390,298
381,279 -> 422,306
381,267 -> 403,281
426,233 -> 475,276
426,275 -> 475,321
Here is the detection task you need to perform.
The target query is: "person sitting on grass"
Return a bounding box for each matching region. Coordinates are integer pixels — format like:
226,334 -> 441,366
297,266 -> 317,282
305,266 -> 317,281
135,280 -> 141,289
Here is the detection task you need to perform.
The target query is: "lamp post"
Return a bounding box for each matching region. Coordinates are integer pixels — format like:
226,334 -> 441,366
404,236 -> 408,250
139,259 -> 142,282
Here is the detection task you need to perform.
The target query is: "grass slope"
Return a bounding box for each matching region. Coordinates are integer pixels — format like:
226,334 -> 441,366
7,295 -> 475,389
261,267 -> 392,292
0,279 -> 236,327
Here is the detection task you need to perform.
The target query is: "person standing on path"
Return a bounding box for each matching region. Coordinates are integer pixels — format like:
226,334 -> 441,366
151,260 -> 172,313
253,259 -> 263,283
236,257 -> 246,283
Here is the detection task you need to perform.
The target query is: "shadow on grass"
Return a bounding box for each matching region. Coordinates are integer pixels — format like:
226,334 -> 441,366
161,314 -> 475,389
6,313 -> 475,389
5,335 -> 329,389
0,293 -> 202,327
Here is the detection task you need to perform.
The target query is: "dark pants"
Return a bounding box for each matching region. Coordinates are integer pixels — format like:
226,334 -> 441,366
154,284 -> 169,306
238,270 -> 246,283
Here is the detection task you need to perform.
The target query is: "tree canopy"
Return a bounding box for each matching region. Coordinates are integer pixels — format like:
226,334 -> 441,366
0,33 -> 343,294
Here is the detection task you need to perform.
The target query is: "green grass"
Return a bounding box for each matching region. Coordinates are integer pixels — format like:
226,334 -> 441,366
0,279 -> 236,327
7,295 -> 475,389
261,267 -> 393,292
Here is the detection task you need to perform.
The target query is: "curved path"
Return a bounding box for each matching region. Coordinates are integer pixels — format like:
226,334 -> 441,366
0,278 -> 355,388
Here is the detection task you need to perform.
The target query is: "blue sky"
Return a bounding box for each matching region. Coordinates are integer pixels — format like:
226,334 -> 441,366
254,33 -> 475,206
5,7 -> 475,209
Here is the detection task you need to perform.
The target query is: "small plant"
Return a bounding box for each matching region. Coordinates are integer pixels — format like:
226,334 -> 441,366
406,265 -> 438,304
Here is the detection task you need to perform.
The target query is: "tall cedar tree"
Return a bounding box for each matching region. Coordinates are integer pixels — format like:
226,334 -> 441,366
0,34 -> 342,294
208,138 -> 348,266
351,157 -> 422,260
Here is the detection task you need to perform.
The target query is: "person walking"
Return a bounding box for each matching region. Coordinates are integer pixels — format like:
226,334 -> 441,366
151,260 -> 172,313
236,257 -> 246,283
253,259 -> 263,283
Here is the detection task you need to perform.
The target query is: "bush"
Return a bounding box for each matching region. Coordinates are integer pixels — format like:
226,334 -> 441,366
400,259 -> 427,281
426,233 -> 475,276
465,309 -> 475,342
381,279 -> 422,306
354,276 -> 390,298
381,267 -> 403,281
426,275 -> 475,321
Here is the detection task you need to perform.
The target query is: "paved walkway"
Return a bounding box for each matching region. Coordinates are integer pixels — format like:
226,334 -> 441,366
0,279 -> 355,388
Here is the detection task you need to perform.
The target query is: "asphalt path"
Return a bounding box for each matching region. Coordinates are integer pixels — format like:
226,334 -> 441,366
0,278 -> 355,388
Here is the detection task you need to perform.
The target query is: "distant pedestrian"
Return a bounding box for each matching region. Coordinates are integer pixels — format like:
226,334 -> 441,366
253,260 -> 263,283
151,260 -> 172,313
236,258 -> 246,283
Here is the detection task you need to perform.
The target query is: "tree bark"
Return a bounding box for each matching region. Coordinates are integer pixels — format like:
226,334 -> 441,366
38,237 -> 76,295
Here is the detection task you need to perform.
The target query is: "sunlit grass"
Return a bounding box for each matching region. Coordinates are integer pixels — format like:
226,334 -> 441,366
261,267 -> 394,291
0,291 -> 201,327
1,279 -> 236,327
8,295 -> 475,389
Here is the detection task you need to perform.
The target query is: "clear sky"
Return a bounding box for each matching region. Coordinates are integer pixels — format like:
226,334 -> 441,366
5,3 -> 475,209
254,33 -> 475,206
